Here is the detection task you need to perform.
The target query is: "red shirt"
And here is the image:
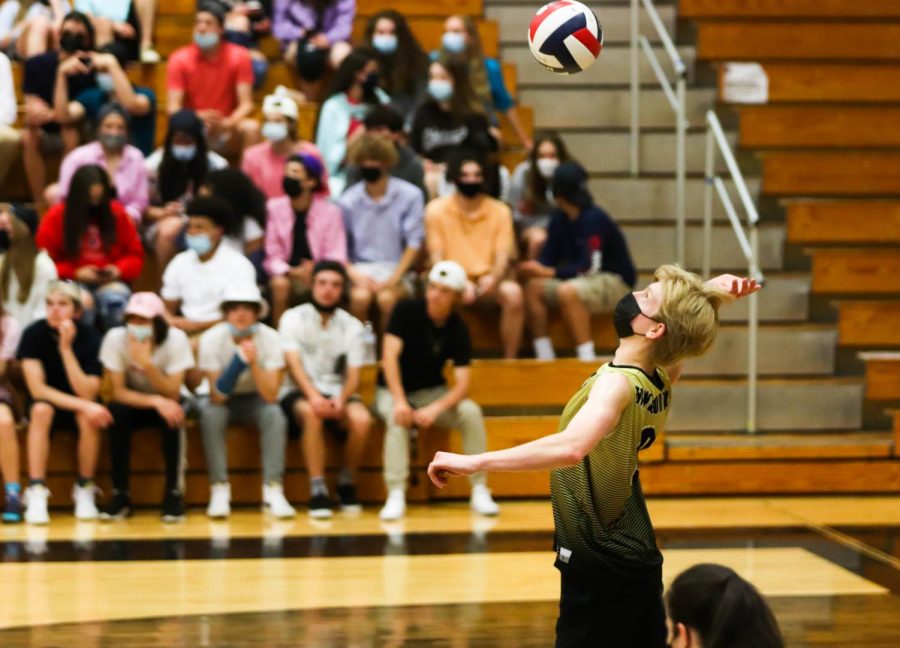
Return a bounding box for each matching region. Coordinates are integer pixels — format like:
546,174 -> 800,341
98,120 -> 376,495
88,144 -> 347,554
166,42 -> 253,115
36,201 -> 145,282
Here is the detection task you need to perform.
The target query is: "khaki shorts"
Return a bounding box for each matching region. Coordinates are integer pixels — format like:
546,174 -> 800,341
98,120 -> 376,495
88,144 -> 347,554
543,272 -> 631,315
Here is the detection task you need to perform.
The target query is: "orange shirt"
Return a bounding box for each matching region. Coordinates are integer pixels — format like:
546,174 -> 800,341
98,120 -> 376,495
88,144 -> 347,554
166,42 -> 253,115
425,195 -> 515,278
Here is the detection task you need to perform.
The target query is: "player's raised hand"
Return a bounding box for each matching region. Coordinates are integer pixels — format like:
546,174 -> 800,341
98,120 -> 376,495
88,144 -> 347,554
707,274 -> 762,299
427,451 -> 478,488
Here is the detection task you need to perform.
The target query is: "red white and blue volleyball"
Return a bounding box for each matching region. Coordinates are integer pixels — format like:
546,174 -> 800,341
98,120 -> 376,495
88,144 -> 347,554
528,1 -> 603,75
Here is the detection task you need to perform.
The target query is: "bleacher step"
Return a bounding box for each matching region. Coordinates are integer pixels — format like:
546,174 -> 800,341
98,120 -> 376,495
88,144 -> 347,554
521,87 -> 716,130
667,432 -> 894,461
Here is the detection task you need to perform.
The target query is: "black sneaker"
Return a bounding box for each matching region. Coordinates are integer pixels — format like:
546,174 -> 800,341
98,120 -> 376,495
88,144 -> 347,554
161,490 -> 186,523
336,483 -> 362,514
2,491 -> 23,523
99,491 -> 131,520
308,493 -> 334,519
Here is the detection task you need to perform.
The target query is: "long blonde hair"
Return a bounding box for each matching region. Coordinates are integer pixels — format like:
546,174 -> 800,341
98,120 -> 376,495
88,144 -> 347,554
0,213 -> 38,305
649,265 -> 731,367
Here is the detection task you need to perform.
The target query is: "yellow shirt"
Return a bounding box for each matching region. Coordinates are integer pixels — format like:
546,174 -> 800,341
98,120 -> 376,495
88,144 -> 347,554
425,195 -> 515,278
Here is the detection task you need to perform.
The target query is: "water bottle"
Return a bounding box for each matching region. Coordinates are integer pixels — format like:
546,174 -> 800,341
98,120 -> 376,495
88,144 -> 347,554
362,321 -> 377,365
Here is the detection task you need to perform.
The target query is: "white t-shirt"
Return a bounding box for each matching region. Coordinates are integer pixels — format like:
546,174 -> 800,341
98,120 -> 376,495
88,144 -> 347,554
198,321 -> 285,396
279,304 -> 364,397
99,326 -> 195,394
0,251 -> 58,332
144,148 -> 228,205
222,216 -> 265,254
161,242 -> 256,323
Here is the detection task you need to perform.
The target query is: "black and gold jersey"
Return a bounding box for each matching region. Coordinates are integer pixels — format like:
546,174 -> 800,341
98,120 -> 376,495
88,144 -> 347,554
550,362 -> 671,580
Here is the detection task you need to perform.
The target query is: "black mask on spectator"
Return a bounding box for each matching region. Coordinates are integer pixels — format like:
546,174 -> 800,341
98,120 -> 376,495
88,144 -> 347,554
60,31 -> 85,53
88,203 -> 104,219
282,177 -> 304,198
361,166 -> 383,183
362,72 -> 379,93
456,181 -> 483,198
0,231 -> 9,252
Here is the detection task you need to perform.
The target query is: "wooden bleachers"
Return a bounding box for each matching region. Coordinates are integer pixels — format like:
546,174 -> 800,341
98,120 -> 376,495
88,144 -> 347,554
738,106 -> 900,149
680,0 -> 900,19
860,353 -> 900,401
838,301 -> 900,348
762,152 -> 900,197
729,64 -> 900,104
786,202 -> 900,245
809,249 -> 900,295
697,22 -> 900,61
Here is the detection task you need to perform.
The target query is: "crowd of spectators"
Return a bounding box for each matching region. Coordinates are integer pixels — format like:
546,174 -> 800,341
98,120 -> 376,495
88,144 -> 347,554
0,0 -> 638,525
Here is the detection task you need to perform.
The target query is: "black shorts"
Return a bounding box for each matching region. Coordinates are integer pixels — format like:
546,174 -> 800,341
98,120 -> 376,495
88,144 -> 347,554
27,400 -> 79,436
280,390 -> 363,441
555,566 -> 666,648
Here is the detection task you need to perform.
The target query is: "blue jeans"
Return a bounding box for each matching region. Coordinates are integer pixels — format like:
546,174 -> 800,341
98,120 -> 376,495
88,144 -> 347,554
80,282 -> 131,331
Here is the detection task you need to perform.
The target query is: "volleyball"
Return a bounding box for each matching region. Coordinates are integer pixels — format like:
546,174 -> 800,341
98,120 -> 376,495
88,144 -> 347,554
528,1 -> 603,75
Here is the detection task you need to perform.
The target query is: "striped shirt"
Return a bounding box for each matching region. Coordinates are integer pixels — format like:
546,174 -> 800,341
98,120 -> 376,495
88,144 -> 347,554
550,363 -> 671,580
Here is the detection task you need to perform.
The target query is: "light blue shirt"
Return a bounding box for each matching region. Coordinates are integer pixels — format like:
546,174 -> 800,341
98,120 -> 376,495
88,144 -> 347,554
338,177 -> 424,264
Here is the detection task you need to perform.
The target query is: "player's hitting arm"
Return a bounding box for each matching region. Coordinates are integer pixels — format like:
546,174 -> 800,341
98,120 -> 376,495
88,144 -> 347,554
665,274 -> 761,385
428,371 -> 632,487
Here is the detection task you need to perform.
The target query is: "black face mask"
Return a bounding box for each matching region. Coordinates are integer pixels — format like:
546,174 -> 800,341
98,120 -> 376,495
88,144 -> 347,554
0,230 -> 9,252
60,31 -> 85,54
282,177 -> 305,198
360,166 -> 383,183
613,292 -> 654,339
310,293 -> 339,314
88,203 -> 104,219
362,72 -> 379,93
456,180 -> 483,198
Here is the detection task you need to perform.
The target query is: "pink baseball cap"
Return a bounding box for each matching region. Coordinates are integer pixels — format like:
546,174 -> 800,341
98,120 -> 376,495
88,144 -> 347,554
125,292 -> 165,319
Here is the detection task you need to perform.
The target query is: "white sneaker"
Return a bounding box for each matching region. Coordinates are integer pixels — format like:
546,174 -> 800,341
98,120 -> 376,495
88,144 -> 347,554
140,46 -> 161,63
206,482 -> 231,519
72,483 -> 99,520
470,485 -> 500,516
24,485 -> 51,525
262,483 -> 296,519
379,489 -> 406,521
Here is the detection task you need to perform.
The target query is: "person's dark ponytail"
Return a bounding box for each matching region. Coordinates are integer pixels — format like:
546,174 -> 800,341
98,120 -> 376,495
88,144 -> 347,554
667,564 -> 784,648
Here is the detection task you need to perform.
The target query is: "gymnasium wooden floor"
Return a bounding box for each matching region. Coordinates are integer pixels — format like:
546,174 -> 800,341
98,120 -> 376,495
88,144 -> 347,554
1,497 -> 899,646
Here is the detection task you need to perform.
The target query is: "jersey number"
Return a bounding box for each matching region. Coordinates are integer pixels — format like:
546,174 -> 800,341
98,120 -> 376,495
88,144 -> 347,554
637,426 -> 657,451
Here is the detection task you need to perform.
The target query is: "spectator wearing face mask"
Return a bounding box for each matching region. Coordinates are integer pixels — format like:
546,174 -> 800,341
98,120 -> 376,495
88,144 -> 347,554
314,48 -> 389,196
265,153 -> 346,326
20,10 -> 97,212
339,135 -> 424,331
241,92 -> 328,199
363,10 -> 428,125
166,2 -> 259,155
344,105 -> 426,200
508,132 -> 578,260
144,110 -> 229,268
409,56 -> 495,200
98,292 -> 194,523
50,102 -> 148,226
197,282 -> 294,520
424,150 -> 523,359
53,46 -> 156,155
73,0 -> 141,63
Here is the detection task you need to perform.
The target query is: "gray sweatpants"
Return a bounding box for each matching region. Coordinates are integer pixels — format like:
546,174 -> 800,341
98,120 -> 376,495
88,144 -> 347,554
198,394 -> 287,485
375,386 -> 488,493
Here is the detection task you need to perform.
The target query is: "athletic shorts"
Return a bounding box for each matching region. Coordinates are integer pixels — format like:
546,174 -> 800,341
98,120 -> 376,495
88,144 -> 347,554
544,272 -> 631,315
280,389 -> 363,441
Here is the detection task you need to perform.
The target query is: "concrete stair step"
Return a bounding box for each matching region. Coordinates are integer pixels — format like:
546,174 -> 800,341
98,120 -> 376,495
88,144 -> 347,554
562,130 -> 733,174
503,43 -> 696,86
521,87 -> 716,129
588,177 -> 762,223
621,223 -> 784,271
666,378 -> 863,432
487,3 -> 676,45
684,325 -> 836,376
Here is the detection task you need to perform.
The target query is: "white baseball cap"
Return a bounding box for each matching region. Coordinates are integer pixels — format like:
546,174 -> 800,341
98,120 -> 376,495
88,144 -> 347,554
262,94 -> 299,121
220,283 -> 264,309
427,261 -> 468,292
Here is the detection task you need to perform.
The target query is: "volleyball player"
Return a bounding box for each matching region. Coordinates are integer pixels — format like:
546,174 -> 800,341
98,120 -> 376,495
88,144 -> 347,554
427,265 -> 760,647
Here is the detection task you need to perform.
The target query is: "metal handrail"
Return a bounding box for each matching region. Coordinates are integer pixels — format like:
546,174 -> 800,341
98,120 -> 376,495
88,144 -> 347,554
702,110 -> 764,434
630,0 -> 687,265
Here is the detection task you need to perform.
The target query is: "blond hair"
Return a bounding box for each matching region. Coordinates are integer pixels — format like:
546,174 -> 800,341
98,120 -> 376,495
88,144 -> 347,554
650,264 -> 731,367
348,134 -> 399,168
